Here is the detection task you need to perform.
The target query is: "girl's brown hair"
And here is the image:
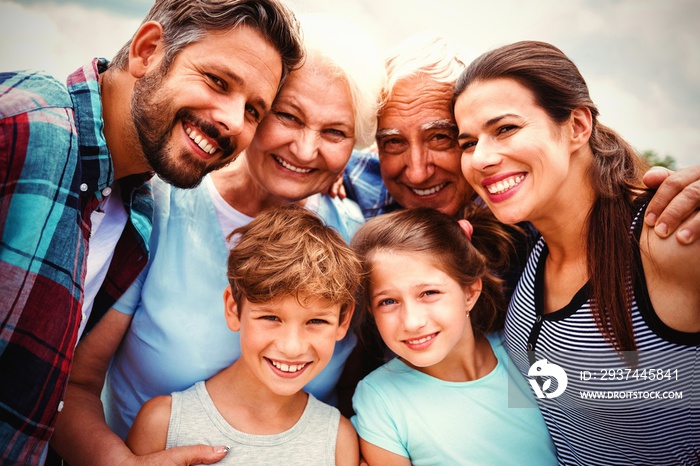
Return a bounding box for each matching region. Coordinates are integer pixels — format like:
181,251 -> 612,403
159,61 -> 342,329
351,207 -> 510,338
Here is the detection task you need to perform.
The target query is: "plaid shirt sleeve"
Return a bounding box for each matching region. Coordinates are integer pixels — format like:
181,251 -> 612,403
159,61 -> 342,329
0,62 -> 152,464
343,148 -> 398,219
0,70 -> 90,464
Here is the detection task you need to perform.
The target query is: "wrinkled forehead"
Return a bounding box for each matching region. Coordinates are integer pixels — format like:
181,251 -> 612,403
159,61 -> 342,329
379,76 -> 456,131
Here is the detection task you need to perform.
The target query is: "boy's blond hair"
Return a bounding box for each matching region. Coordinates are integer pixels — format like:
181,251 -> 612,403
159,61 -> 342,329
227,204 -> 361,321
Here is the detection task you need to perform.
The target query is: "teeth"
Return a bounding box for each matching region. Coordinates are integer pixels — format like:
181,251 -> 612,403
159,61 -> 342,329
486,175 -> 524,195
412,183 -> 446,196
185,126 -> 217,155
275,156 -> 312,174
270,360 -> 307,373
406,334 -> 435,345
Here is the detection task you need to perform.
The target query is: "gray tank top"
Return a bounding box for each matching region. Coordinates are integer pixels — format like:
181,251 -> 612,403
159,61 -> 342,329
166,381 -> 339,465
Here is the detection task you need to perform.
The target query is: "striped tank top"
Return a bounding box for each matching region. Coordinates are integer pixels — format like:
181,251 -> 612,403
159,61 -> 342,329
505,203 -> 699,465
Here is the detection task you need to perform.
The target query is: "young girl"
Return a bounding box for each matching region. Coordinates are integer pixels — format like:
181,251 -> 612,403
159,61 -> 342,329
350,207 -> 556,466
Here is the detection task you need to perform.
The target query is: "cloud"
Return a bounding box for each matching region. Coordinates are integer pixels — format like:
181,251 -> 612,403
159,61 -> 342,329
14,0 -> 150,16
304,0 -> 699,167
0,1 -> 142,79
1,0 -> 697,167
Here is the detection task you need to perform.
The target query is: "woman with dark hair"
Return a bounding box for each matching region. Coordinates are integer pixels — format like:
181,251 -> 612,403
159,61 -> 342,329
453,40 -> 699,465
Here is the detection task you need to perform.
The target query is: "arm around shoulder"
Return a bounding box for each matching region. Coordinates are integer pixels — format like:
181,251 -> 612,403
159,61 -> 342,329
50,308 -> 137,465
51,308 -> 231,465
126,393 -> 232,466
641,217 -> 700,332
643,165 -> 700,245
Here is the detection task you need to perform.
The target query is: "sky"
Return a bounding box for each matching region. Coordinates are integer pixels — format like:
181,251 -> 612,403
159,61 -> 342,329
1,0 -> 698,168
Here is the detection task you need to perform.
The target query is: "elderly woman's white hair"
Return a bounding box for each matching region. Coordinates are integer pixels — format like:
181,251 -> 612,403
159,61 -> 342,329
298,14 -> 386,149
383,34 -> 465,106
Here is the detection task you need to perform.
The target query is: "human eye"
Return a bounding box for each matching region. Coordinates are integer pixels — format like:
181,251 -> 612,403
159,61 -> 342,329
378,137 -> 406,155
274,111 -> 302,127
206,73 -> 226,90
433,133 -> 451,141
245,104 -> 261,122
428,132 -> 457,150
323,128 -> 348,143
308,318 -> 330,326
419,289 -> 443,301
377,298 -> 397,307
258,315 -> 280,322
497,124 -> 518,136
459,139 -> 477,152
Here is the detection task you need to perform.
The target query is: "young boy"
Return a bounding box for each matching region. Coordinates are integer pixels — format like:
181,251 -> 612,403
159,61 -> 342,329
125,205 -> 362,465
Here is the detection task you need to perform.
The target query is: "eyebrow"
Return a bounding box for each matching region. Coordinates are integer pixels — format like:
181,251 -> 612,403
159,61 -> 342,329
274,99 -> 304,116
370,290 -> 392,300
311,309 -> 341,319
376,128 -> 401,139
249,304 -> 339,317
421,119 -> 457,132
371,282 -> 444,298
376,119 -> 458,140
457,113 -> 518,140
276,100 -> 353,130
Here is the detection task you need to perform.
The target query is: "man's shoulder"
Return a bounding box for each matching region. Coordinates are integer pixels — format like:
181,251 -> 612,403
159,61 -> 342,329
0,69 -> 72,119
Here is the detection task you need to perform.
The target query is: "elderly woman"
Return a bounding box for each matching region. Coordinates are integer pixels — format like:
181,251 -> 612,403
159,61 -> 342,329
51,14 -> 385,465
453,40 -> 699,466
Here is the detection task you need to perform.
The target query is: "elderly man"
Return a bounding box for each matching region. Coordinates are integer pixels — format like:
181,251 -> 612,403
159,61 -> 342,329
0,0 -> 302,464
344,35 -> 469,218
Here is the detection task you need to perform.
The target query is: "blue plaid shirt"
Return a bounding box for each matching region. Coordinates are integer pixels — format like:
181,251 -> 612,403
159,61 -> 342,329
0,59 -> 153,464
343,148 -> 401,219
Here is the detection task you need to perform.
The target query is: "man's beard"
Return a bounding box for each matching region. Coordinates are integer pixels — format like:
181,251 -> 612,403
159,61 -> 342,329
131,65 -> 236,189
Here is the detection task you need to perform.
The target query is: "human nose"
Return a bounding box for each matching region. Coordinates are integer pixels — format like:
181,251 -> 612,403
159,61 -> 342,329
403,144 -> 434,184
213,95 -> 246,136
470,139 -> 501,172
289,127 -> 320,163
277,325 -> 306,357
402,302 -> 428,332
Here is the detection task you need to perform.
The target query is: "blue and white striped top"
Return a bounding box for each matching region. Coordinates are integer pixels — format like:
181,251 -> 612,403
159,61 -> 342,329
505,202 -> 699,465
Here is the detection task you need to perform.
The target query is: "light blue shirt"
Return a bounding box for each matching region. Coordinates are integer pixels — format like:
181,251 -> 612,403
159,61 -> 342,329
352,332 -> 557,466
103,177 -> 364,439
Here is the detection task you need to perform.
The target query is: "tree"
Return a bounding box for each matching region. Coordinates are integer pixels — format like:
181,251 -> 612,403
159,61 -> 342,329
639,150 -> 676,170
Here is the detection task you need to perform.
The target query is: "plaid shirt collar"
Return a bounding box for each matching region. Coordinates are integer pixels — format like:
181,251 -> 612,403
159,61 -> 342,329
67,58 -> 119,200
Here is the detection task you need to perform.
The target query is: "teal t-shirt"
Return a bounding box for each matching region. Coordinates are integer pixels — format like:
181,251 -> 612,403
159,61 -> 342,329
351,332 -> 557,465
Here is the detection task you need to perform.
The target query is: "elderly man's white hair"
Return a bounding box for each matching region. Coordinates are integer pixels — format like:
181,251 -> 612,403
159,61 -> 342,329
383,34 -> 465,106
